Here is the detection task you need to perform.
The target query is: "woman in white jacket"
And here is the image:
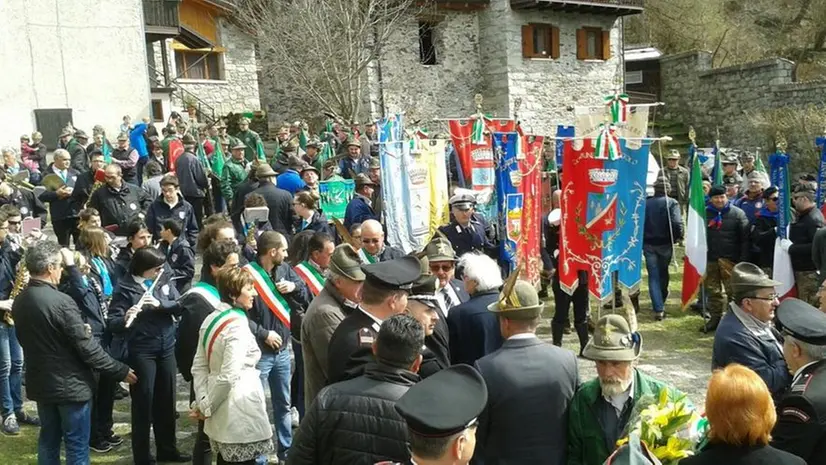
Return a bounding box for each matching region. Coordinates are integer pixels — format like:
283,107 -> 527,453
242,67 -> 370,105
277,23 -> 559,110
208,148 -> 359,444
191,267 -> 273,464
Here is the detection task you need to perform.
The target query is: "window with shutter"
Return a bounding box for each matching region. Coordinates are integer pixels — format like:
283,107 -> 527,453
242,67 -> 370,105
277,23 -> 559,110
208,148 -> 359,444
521,24 -> 559,60
577,27 -> 608,61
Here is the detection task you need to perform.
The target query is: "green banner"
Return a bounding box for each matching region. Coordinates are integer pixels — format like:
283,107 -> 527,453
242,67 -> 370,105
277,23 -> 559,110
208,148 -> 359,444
319,178 -> 355,220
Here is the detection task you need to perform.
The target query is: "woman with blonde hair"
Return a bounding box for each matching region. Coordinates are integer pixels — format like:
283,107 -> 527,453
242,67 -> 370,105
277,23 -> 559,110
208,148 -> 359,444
191,267 -> 273,464
682,364 -> 805,465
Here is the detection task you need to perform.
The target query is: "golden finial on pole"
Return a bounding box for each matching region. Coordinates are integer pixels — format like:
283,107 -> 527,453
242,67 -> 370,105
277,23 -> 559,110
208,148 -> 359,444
474,94 -> 483,114
776,132 -> 788,153
688,126 -> 696,144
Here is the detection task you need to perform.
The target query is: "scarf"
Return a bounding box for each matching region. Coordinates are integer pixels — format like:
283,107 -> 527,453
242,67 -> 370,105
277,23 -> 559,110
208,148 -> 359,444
757,206 -> 778,220
730,302 -> 783,353
706,201 -> 731,229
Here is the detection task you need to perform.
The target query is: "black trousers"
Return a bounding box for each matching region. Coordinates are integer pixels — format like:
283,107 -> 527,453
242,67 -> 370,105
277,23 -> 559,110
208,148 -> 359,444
551,271 -> 590,351
53,217 -> 79,247
185,195 -> 205,230
129,348 -> 178,465
90,360 -> 117,445
189,385 -> 212,465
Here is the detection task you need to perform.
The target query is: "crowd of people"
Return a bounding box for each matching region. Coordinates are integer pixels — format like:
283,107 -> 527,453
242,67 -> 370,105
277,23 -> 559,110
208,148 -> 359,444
0,115 -> 823,465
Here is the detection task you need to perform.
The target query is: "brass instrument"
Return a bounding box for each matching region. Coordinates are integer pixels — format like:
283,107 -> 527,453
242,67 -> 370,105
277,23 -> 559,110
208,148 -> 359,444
41,173 -> 66,191
5,249 -> 28,326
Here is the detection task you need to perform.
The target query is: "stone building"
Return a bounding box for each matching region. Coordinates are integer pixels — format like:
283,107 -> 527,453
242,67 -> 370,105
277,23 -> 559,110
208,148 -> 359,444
147,0 -> 261,127
0,0 -> 260,149
261,0 -> 643,136
1,0 -> 151,147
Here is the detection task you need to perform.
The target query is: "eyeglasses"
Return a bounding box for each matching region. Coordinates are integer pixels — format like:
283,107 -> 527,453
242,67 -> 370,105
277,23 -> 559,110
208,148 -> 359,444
430,264 -> 455,272
362,238 -> 381,244
768,197 -> 779,202
747,293 -> 779,301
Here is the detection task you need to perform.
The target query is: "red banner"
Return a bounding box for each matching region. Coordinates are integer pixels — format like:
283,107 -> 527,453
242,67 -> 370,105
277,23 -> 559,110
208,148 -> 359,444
520,134 -> 544,286
448,118 -> 517,188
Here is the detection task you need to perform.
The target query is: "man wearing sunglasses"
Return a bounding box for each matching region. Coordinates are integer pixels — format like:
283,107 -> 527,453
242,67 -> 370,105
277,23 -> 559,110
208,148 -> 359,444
358,219 -> 403,264
751,187 -> 780,274
712,262 -> 791,401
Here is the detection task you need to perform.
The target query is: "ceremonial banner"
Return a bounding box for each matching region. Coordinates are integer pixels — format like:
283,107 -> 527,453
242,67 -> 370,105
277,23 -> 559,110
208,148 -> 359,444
770,149 -> 796,299
559,138 -> 650,300
816,136 -> 826,208
379,114 -> 415,252
556,126 -> 575,175
492,133 -> 543,285
319,179 -> 354,221
421,139 -> 450,238
168,139 -> 184,174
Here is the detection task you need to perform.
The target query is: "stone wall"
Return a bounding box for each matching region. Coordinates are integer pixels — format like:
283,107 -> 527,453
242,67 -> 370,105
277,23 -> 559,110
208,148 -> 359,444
377,11 -> 483,123
153,18 -> 260,119
489,1 -> 622,135
0,0 -> 150,146
257,1 -> 624,136
660,50 -> 826,147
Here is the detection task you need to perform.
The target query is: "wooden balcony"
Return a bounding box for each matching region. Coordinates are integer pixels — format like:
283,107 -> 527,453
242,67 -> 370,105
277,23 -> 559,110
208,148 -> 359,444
144,0 -> 181,39
510,0 -> 644,16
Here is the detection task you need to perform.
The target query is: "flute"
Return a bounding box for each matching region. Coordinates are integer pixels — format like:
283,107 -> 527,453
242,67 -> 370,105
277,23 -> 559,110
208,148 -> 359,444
125,268 -> 165,328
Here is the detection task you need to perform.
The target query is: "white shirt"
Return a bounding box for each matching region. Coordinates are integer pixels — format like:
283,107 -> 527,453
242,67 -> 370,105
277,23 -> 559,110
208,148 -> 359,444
603,375 -> 635,417
359,306 -> 382,332
437,282 -> 460,316
508,333 -> 538,341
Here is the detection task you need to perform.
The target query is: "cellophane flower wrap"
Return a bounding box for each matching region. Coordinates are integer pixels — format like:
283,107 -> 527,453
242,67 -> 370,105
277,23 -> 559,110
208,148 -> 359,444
616,387 -> 708,465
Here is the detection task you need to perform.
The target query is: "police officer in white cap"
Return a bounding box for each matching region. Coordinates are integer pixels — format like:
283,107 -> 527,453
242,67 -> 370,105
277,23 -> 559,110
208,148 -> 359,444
437,193 -> 495,259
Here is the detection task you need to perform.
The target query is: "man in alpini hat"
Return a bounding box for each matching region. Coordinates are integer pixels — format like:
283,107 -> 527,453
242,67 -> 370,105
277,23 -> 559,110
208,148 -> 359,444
567,314 -> 687,465
473,272 -> 578,463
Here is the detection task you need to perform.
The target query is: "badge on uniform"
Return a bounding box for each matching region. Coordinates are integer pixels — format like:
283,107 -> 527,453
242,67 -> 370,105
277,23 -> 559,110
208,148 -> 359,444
170,254 -> 178,263
782,407 -> 810,422
358,327 -> 374,346
178,211 -> 186,219
20,207 -> 28,215
161,284 -> 170,296
130,203 -> 137,211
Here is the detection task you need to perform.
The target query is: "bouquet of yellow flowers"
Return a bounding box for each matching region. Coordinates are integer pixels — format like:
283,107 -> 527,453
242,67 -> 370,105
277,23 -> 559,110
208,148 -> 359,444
615,387 -> 708,465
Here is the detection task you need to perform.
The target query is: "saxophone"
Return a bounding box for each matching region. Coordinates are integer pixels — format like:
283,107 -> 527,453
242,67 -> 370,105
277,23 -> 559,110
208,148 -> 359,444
5,250 -> 28,326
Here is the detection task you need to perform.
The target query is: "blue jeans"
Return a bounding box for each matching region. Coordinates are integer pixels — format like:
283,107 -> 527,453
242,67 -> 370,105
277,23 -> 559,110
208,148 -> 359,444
0,323 -> 24,418
37,401 -> 91,465
257,348 -> 291,460
644,244 -> 673,313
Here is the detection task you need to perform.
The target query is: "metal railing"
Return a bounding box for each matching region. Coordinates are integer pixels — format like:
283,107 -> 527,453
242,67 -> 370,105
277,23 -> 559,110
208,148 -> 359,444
148,64 -> 219,127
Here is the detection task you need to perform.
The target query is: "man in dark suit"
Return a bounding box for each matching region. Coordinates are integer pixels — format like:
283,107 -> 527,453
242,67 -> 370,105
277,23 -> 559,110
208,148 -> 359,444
39,149 -> 80,246
326,256 -> 421,384
344,174 -> 378,230
448,253 -> 504,366
252,164 -> 295,240
359,219 -> 403,263
474,273 -> 579,464
438,193 -> 496,259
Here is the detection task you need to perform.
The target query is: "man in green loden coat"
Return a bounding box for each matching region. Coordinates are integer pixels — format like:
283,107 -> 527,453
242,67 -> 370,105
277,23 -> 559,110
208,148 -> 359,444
221,141 -> 251,209
567,315 -> 688,465
236,116 -> 264,162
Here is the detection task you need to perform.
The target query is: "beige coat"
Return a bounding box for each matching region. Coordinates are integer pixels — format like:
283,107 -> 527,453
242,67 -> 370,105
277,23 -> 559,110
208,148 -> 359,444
301,282 -> 354,410
191,308 -> 272,444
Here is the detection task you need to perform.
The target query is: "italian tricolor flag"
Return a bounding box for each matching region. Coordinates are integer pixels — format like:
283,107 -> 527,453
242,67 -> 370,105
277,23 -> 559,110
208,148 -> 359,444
681,156 -> 708,310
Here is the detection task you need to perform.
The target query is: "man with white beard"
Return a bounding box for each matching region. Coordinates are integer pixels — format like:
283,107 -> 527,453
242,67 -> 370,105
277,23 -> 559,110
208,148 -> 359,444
566,315 -> 688,465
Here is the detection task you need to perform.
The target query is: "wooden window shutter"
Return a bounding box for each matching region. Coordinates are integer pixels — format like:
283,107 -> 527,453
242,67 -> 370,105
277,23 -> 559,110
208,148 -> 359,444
522,25 -> 533,58
601,30 -> 611,60
550,26 -> 560,59
576,29 -> 587,60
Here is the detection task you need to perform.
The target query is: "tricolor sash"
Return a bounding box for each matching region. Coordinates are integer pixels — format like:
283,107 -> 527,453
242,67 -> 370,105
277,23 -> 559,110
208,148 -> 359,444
294,262 -> 325,297
201,308 -> 245,362
184,282 -> 222,309
358,249 -> 376,264
244,263 -> 291,329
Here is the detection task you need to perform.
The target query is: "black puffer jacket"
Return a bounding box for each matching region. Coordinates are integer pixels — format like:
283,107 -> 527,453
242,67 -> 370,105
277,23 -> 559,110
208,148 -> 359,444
12,280 -> 129,403
288,363 -> 418,465
788,206 -> 825,272
88,182 -> 150,236
706,203 -> 750,262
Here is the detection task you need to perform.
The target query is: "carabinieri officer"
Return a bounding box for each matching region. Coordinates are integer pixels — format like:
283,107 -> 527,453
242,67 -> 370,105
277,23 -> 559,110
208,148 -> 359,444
326,256 -> 421,384
772,297 -> 826,464
438,193 -> 496,259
